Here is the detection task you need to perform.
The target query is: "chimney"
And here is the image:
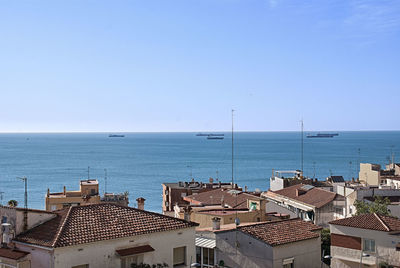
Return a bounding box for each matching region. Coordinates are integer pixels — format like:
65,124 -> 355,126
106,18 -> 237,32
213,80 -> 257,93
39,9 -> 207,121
351,177 -> 355,183
296,189 -> 306,197
136,197 -> 146,210
1,223 -> 11,247
209,177 -> 214,184
212,217 -> 221,230
244,186 -> 248,192
183,206 -> 192,221
47,188 -> 50,197
63,186 -> 66,195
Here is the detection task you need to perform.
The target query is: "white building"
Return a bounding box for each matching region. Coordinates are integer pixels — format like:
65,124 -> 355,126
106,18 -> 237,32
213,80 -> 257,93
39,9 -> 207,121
196,218 -> 322,268
263,184 -> 342,227
329,213 -> 400,268
1,203 -> 198,268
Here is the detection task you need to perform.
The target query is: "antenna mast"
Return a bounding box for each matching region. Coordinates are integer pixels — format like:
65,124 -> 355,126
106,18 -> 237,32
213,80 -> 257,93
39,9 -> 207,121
301,119 -> 304,177
17,177 -> 28,231
104,169 -> 107,195
87,166 -> 90,180
231,109 -> 235,188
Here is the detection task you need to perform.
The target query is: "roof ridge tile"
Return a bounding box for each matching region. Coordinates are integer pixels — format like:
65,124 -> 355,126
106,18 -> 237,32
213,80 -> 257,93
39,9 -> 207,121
52,206 -> 73,247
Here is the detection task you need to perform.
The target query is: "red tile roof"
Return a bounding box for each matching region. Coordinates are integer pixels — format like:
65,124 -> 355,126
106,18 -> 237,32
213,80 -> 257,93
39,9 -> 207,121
14,203 -> 198,248
184,188 -> 261,209
0,248 -> 29,260
116,245 -> 155,256
266,184 -> 336,208
329,213 -> 400,232
238,218 -> 322,246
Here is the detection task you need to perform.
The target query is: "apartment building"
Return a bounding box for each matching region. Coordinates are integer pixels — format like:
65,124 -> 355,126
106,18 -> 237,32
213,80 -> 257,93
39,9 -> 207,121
330,213 -> 400,268
196,218 -> 322,268
1,203 -> 198,268
45,179 -> 128,211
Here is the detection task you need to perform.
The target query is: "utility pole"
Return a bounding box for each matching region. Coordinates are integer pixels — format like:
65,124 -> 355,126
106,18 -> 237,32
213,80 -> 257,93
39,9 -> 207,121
17,177 -> 28,232
87,166 -> 90,180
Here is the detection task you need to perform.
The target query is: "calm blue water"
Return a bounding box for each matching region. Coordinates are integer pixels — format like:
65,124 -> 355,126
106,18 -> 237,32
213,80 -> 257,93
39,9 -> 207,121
0,132 -> 399,212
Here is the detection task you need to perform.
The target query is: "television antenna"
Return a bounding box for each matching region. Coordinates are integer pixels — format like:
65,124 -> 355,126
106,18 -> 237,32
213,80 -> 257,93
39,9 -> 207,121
17,177 -> 28,231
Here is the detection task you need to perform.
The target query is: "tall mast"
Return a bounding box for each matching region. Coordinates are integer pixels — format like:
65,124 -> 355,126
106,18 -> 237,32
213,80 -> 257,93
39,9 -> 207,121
104,168 -> 107,195
301,119 -> 304,177
231,109 -> 235,188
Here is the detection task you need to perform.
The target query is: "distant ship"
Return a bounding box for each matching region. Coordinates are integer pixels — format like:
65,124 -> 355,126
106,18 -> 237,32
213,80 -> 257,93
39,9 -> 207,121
109,134 -> 125,138
196,133 -> 224,137
207,136 -> 224,140
306,133 -> 339,138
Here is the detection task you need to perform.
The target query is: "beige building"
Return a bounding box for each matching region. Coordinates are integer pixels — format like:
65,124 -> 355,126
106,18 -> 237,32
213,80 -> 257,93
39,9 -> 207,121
359,163 -> 400,186
45,179 -> 128,211
162,179 -> 240,216
330,213 -> 400,268
196,218 -> 323,268
1,203 -> 198,268
175,188 -> 269,228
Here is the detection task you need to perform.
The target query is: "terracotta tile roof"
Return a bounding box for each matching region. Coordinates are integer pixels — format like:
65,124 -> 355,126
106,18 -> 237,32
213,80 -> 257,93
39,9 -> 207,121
238,218 -> 322,246
0,248 -> 29,260
116,245 -> 155,256
266,184 -> 336,208
184,188 -> 261,209
329,213 -> 400,232
14,203 -> 198,248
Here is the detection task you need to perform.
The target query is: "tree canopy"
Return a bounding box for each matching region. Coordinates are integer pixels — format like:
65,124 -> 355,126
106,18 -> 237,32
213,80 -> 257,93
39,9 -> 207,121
354,196 -> 391,216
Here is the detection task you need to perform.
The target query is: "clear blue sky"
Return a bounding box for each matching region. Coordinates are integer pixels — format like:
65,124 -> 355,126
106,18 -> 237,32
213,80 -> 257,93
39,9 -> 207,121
1,0 -> 399,132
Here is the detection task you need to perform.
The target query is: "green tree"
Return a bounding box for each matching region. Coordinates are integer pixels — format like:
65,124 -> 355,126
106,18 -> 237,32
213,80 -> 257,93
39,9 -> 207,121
354,196 -> 391,216
321,228 -> 331,265
7,200 -> 18,207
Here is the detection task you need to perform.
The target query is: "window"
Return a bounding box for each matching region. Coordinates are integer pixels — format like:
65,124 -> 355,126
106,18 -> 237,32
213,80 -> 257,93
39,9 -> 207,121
363,238 -> 375,252
173,246 -> 186,267
196,247 -> 215,268
250,202 -> 258,211
72,265 -> 89,268
121,255 -> 143,268
282,257 -> 294,268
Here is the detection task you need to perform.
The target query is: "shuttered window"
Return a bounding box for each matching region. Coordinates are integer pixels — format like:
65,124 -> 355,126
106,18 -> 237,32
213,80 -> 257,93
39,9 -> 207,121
173,246 -> 186,266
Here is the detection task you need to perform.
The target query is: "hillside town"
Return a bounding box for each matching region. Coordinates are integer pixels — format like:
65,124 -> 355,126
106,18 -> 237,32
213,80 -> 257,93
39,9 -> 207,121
1,161 -> 400,268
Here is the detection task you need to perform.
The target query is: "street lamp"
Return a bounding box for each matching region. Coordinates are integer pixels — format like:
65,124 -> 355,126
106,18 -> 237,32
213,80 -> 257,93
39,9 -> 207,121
321,254 -> 332,268
190,263 -> 201,267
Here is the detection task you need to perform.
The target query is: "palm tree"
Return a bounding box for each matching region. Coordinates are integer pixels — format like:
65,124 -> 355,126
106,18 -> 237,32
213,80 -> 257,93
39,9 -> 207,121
8,200 -> 18,207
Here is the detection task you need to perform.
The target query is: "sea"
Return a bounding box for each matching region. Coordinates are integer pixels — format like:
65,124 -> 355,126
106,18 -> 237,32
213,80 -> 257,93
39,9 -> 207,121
0,131 -> 399,212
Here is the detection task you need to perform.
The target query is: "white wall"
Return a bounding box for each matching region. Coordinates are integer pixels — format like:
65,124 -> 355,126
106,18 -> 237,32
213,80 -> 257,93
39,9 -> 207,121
273,237 -> 321,268
330,224 -> 400,267
14,243 -> 54,268
53,227 -> 196,268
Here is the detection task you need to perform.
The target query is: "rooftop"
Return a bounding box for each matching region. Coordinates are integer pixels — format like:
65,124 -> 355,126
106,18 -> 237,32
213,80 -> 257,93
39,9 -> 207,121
80,179 -> 99,185
265,184 -> 336,208
0,248 -> 29,260
329,213 -> 400,232
184,188 -> 262,209
238,218 -> 322,246
14,203 -> 198,248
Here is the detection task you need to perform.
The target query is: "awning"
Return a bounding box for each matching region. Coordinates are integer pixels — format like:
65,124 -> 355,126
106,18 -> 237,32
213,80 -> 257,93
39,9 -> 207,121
195,237 -> 216,249
0,248 -> 29,260
116,245 -> 155,257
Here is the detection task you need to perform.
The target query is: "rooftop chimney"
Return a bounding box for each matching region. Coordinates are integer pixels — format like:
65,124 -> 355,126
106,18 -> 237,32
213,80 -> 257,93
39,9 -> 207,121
244,186 -> 248,192
136,197 -> 146,210
209,177 -> 214,184
183,206 -> 192,222
47,188 -> 50,197
1,223 -> 11,247
63,186 -> 66,195
212,217 -> 221,230
296,189 -> 306,197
